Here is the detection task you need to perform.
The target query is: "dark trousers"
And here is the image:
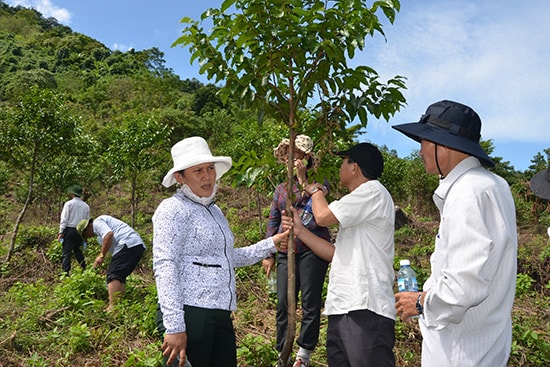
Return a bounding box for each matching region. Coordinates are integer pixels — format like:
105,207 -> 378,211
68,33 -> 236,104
276,249 -> 329,351
327,309 -> 395,367
61,227 -> 85,273
156,304 -> 237,367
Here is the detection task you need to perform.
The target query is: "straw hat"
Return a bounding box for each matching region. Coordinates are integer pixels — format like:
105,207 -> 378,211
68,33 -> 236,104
162,137 -> 232,188
273,135 -> 320,170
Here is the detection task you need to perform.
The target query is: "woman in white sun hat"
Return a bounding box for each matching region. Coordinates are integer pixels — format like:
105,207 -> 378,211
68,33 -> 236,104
153,136 -> 289,367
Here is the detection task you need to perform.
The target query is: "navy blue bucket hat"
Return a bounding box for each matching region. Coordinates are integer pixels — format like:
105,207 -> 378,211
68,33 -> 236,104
392,100 -> 494,167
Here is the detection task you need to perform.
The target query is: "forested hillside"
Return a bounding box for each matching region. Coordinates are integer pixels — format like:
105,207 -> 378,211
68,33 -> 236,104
0,1 -> 549,366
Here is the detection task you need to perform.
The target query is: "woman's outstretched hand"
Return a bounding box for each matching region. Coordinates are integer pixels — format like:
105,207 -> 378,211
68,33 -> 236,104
272,225 -> 290,251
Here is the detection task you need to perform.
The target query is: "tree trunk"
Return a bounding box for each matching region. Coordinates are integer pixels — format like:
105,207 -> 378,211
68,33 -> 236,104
279,129 -> 297,366
5,192 -> 32,264
5,148 -> 37,264
256,189 -> 264,235
131,174 -> 137,228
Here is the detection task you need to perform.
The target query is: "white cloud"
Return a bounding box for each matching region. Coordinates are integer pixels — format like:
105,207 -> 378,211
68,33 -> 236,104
6,0 -> 71,23
364,0 -> 550,144
111,43 -> 133,52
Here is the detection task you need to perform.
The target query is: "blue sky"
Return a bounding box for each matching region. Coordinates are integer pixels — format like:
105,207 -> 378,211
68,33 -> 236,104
6,0 -> 550,172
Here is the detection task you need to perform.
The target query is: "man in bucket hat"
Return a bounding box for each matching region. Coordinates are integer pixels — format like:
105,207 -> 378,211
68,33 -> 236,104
58,184 -> 90,274
393,100 -> 518,367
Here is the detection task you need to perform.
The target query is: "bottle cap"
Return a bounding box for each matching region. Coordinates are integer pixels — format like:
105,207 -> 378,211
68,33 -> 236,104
399,259 -> 410,266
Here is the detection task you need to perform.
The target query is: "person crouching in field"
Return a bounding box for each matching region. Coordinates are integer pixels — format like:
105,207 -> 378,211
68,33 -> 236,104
77,215 -> 146,312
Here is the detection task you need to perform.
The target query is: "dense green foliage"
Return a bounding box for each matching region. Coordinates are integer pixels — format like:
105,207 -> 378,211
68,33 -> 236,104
0,1 -> 549,366
175,0 -> 406,128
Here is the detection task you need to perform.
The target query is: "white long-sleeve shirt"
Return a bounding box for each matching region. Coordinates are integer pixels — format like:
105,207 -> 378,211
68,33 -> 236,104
59,197 -> 90,233
152,190 -> 276,334
420,157 -> 517,367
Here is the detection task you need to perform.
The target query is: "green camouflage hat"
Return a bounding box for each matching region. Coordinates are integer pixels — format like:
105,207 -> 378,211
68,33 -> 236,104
67,185 -> 83,197
76,218 -> 91,238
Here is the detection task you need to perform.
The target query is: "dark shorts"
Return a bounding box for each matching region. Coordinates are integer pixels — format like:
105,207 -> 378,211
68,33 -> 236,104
106,244 -> 145,284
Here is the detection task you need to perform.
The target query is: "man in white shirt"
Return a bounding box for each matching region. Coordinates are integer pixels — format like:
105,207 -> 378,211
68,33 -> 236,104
77,215 -> 146,311
58,185 -> 90,274
292,142 -> 396,367
392,100 -> 518,367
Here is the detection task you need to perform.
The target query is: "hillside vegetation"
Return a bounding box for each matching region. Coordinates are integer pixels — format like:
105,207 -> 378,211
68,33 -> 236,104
0,2 -> 549,366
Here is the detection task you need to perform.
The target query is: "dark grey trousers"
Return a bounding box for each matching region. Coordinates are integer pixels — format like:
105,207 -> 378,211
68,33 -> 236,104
327,309 -> 395,367
275,249 -> 329,351
61,227 -> 85,273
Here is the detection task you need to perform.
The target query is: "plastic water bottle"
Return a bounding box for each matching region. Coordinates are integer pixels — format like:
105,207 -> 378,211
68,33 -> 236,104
267,271 -> 277,294
301,209 -> 313,226
397,259 -> 418,292
300,196 -> 314,226
168,356 -> 192,367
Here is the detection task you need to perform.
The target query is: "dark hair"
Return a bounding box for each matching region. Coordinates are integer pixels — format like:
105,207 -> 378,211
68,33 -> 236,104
347,157 -> 370,179
336,142 -> 384,179
306,156 -> 313,170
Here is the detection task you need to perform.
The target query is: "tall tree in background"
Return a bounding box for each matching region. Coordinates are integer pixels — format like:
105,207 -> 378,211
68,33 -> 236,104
105,113 -> 172,227
174,1 -> 406,364
0,86 -> 77,263
528,149 -> 550,175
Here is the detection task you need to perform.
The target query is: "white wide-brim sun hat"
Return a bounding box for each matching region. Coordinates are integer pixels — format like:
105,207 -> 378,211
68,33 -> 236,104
162,136 -> 232,188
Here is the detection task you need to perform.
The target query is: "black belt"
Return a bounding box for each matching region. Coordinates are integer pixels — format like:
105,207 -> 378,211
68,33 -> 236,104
192,262 -> 221,268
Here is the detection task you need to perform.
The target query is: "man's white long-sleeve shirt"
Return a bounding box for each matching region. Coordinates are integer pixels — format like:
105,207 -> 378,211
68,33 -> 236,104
420,157 -> 517,367
59,197 -> 90,233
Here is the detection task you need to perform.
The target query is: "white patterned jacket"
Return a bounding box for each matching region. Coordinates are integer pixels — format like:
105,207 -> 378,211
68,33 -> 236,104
152,189 -> 276,334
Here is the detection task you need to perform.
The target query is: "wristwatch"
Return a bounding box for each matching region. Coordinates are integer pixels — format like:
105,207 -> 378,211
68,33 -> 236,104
416,293 -> 424,315
309,186 -> 321,195
309,185 -> 327,196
